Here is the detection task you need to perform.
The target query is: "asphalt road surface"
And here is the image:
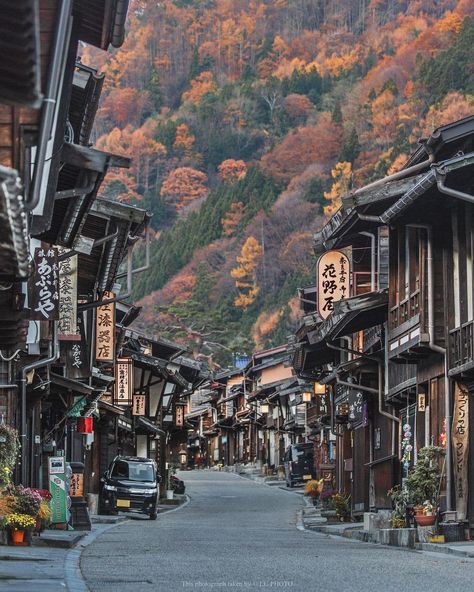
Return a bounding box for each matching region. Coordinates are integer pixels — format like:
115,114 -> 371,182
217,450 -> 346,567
81,471 -> 474,592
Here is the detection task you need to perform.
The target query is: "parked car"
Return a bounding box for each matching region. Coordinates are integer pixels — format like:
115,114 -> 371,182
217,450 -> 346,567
170,474 -> 185,494
99,456 -> 160,520
284,443 -> 315,487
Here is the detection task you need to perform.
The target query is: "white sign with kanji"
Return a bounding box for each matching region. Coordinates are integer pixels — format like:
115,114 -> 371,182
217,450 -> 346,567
317,251 -> 350,320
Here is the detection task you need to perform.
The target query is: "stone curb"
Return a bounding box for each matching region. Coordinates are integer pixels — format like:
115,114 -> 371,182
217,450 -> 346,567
416,542 -> 474,559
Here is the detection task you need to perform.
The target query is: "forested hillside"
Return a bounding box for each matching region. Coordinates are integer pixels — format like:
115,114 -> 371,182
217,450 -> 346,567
82,0 -> 474,367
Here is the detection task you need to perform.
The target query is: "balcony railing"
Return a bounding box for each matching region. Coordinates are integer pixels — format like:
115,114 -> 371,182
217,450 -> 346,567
389,290 -> 420,330
353,271 -> 378,295
449,321 -> 474,372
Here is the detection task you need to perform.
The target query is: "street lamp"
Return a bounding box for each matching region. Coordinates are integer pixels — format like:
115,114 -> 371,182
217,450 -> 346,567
314,382 -> 326,395
261,403 -> 269,414
302,391 -> 312,403
178,445 -> 187,467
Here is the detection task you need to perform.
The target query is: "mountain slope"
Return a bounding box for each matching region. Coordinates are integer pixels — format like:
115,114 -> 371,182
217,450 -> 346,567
82,0 -> 474,366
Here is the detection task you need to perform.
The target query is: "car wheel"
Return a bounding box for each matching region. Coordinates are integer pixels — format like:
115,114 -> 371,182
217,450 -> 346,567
149,511 -> 157,520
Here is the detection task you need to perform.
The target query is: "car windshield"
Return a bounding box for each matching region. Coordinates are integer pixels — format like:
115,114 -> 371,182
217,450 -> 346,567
111,460 -> 155,482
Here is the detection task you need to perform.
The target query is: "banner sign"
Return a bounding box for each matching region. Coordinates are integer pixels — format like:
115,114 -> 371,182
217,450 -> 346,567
175,404 -> 184,427
48,456 -> 67,524
30,248 -> 59,320
418,393 -> 426,412
452,382 -> 469,520
95,292 -> 115,362
317,251 -> 350,319
132,394 -> 146,416
58,249 -> 78,338
348,390 -> 363,424
115,358 -> 133,406
62,315 -> 89,379
70,473 -> 84,497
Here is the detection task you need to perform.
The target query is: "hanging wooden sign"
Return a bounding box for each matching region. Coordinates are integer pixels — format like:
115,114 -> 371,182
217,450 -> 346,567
58,249 -> 78,339
348,391 -> 363,424
175,405 -> 184,427
317,251 -> 350,319
62,315 -> 89,379
452,382 -> 469,520
418,393 -> 426,412
30,247 -> 59,320
95,292 -> 115,362
114,358 -> 133,406
132,394 -> 146,416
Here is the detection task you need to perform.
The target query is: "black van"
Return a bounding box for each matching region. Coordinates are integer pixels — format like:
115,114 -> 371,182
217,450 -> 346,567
284,443 -> 315,487
99,456 -> 160,519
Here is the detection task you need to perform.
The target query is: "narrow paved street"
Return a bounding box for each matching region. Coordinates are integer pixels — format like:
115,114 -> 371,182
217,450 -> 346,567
82,471 -> 474,592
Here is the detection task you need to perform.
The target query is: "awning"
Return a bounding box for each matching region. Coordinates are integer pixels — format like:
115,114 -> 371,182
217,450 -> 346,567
32,144 -> 132,248
70,62 -> 105,147
309,290 -> 388,345
248,376 -> 297,401
98,399 -> 124,415
185,408 -> 211,420
50,372 -> 96,395
0,166 -> 29,280
125,349 -> 191,390
0,0 -> 41,107
136,417 -> 165,436
74,0 -> 130,49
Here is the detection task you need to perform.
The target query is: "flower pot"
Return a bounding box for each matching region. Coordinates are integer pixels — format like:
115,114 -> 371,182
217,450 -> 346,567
166,490 -> 174,500
415,514 -> 436,527
11,529 -> 25,545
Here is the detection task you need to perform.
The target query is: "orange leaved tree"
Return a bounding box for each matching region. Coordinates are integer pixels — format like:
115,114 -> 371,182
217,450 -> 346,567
218,159 -> 247,182
230,236 -> 263,309
160,167 -> 208,211
323,162 -> 352,217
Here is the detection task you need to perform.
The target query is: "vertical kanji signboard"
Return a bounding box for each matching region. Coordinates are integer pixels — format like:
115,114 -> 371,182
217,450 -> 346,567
95,291 -> 115,362
30,248 -> 59,320
115,358 -> 133,406
58,249 -> 78,338
317,251 -> 350,319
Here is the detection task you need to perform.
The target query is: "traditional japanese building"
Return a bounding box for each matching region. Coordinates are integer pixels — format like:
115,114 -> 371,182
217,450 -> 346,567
293,115 -> 474,529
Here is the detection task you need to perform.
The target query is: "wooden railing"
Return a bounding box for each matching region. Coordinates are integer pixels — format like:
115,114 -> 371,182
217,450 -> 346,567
389,290 -> 420,330
449,321 -> 474,371
353,271 -> 378,295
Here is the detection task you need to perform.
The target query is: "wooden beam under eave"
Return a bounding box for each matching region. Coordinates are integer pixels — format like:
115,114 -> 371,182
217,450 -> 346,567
342,172 -> 429,210
61,142 -> 131,172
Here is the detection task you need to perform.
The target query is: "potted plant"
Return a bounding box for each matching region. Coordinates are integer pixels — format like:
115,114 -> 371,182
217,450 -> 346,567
166,465 -> 177,500
31,489 -> 52,533
303,479 -> 324,505
3,513 -> 36,545
405,446 -> 445,527
320,489 -> 337,510
388,485 -> 409,528
0,425 -> 19,488
332,492 -> 351,522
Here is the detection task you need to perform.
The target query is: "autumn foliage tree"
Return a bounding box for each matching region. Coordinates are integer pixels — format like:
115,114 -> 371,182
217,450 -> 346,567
160,167 -> 208,211
218,159 -> 247,182
261,115 -> 343,183
323,162 -> 352,216
221,202 -> 245,236
182,71 -> 217,105
230,236 -> 263,309
173,123 -> 195,156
